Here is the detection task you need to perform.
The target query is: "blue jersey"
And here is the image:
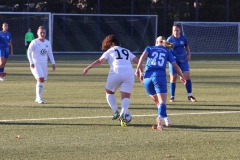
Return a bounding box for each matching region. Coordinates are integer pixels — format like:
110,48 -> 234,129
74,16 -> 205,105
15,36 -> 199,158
167,35 -> 188,62
0,31 -> 12,48
144,45 -> 175,77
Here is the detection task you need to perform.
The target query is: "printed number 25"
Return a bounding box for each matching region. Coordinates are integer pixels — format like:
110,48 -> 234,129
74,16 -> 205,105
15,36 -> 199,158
115,49 -> 129,60
151,52 -> 165,66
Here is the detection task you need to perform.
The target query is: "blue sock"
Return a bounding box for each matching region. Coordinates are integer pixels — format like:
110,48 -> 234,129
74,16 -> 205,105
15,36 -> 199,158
158,103 -> 167,118
186,80 -> 192,94
0,67 -> 4,73
170,83 -> 176,97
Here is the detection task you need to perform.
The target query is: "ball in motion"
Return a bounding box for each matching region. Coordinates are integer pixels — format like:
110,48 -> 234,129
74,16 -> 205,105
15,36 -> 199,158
125,113 -> 132,123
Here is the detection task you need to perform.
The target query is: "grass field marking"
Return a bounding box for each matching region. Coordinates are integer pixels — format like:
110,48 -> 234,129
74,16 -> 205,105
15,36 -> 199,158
0,111 -> 239,122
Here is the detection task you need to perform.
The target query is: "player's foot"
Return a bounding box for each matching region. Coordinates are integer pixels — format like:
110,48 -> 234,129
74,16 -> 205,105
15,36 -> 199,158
169,97 -> 174,102
119,114 -> 127,127
188,96 -> 197,102
164,117 -> 171,127
112,110 -> 120,120
35,98 -> 45,104
0,76 -> 4,81
156,117 -> 163,130
0,72 -> 7,77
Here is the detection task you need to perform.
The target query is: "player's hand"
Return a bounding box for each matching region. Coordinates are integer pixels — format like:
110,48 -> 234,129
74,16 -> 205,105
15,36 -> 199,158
140,74 -> 144,84
25,42 -> 28,46
83,68 -> 89,76
52,64 -> 56,71
179,76 -> 186,85
135,71 -> 140,78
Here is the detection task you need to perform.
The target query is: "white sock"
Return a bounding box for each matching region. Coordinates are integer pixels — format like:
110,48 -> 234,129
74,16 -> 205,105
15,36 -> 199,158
106,94 -> 118,113
121,98 -> 130,115
188,93 -> 192,96
36,82 -> 44,99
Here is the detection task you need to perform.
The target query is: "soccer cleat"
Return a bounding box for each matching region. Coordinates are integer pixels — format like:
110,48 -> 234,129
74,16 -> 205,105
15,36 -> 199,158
156,117 -> 163,130
0,77 -> 4,81
35,98 -> 45,104
112,111 -> 120,120
169,97 -> 174,102
164,117 -> 171,127
119,114 -> 127,127
188,96 -> 197,102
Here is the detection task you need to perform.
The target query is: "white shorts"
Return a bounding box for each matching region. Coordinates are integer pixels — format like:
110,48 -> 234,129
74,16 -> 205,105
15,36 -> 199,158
105,72 -> 135,93
30,63 -> 48,80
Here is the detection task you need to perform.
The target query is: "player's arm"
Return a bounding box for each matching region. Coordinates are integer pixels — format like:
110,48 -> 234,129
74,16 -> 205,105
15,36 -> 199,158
9,41 -> 13,55
172,62 -> 186,85
185,45 -> 191,61
135,51 -> 148,83
47,43 -> 56,71
83,58 -> 105,76
27,42 -> 35,68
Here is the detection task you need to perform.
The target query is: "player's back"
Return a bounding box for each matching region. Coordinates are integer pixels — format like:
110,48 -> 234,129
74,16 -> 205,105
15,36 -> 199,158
144,45 -> 172,77
101,46 -> 136,74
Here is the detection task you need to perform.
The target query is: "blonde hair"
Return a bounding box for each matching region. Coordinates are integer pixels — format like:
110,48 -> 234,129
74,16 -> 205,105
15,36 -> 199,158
156,36 -> 174,50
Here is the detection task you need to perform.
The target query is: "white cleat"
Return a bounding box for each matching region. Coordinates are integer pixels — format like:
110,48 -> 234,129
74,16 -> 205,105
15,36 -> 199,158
164,117 -> 171,127
35,98 -> 45,104
0,76 -> 5,81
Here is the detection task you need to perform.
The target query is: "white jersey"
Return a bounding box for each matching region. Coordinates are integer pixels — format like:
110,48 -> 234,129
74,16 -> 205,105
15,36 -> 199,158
28,38 -> 55,65
100,46 -> 136,74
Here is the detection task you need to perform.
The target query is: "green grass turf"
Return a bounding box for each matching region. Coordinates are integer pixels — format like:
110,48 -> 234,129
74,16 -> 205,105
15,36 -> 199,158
0,55 -> 240,160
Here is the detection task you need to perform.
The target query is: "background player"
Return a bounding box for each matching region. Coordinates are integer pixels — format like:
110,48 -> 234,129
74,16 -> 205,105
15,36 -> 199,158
83,34 -> 139,126
0,22 -> 13,81
25,27 -> 35,55
167,24 -> 197,102
135,36 -> 186,130
27,26 -> 56,104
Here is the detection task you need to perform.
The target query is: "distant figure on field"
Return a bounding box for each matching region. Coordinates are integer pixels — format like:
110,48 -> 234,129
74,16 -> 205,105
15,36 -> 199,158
25,27 -> 35,55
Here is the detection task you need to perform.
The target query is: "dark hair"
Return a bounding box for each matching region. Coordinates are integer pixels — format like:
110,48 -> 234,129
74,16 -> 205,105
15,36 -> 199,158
173,23 -> 181,29
101,35 -> 120,50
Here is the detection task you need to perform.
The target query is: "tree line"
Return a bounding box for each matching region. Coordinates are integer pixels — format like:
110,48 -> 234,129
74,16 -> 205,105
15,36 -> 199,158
0,0 -> 239,36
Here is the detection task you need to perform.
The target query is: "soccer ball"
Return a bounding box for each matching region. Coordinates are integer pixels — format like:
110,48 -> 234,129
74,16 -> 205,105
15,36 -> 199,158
125,113 -> 132,123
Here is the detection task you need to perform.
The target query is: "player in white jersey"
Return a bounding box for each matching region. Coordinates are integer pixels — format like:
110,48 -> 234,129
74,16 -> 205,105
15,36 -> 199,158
27,26 -> 56,104
83,35 -> 139,125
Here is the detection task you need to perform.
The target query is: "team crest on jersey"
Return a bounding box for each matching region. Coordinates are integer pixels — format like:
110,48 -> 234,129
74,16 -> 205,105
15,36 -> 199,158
7,36 -> 9,39
180,41 -> 184,45
40,49 -> 47,56
46,45 -> 48,48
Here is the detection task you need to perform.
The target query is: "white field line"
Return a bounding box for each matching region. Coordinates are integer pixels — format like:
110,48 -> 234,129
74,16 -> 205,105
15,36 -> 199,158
0,111 -> 240,122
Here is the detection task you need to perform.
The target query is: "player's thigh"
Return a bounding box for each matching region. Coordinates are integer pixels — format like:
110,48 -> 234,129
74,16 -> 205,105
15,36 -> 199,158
120,74 -> 135,93
152,76 -> 167,94
105,74 -> 122,92
30,63 -> 46,79
179,61 -> 190,72
143,78 -> 156,96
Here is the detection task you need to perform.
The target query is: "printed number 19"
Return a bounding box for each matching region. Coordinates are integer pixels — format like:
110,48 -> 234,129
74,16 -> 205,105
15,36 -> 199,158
115,49 -> 129,60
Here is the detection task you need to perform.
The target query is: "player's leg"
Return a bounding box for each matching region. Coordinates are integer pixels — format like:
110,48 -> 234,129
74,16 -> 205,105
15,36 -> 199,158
168,62 -> 178,102
31,63 -> 45,103
119,74 -> 134,117
0,48 -> 8,81
105,74 -> 121,120
181,62 -> 197,102
153,76 -> 170,130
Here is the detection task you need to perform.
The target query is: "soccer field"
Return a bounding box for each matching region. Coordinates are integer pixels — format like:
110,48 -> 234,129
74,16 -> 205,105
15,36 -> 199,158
0,55 -> 240,160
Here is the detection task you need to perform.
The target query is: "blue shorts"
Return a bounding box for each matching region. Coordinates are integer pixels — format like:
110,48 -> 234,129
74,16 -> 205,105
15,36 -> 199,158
0,47 -> 9,59
143,76 -> 167,95
169,61 -> 190,74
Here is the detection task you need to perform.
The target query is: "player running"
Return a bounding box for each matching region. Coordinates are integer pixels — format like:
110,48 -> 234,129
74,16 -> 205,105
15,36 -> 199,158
135,36 -> 186,130
0,22 -> 13,81
83,34 -> 139,126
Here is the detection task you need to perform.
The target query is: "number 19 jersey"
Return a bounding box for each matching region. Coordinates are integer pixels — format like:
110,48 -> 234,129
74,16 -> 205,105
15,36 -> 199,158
100,46 -> 136,74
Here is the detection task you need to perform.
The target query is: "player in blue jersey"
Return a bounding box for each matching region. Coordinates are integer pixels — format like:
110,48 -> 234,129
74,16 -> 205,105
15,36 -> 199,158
167,24 -> 196,102
135,36 -> 186,130
0,22 -> 13,81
